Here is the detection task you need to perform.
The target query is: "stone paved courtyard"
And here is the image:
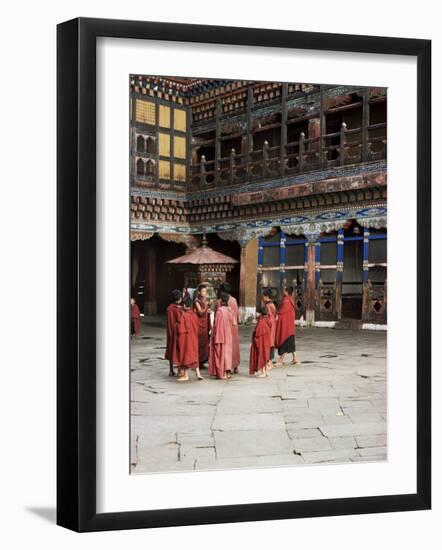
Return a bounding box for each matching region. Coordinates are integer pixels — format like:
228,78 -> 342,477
131,320 -> 387,473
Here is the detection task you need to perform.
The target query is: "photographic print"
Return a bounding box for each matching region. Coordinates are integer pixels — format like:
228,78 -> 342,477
129,76 -> 387,474
56,17 -> 431,531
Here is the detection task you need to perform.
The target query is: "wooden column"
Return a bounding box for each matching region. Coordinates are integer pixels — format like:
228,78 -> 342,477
362,227 -> 370,321
215,98 -> 221,185
279,230 -> 286,291
186,105 -> 192,188
144,244 -> 157,315
239,238 -> 258,323
155,100 -> 160,186
170,106 -> 175,187
319,84 -> 325,167
246,85 -> 253,180
308,117 -> 321,168
305,237 -> 318,325
280,83 -> 288,177
314,241 -> 321,320
362,88 -> 370,162
257,237 -> 264,291
336,228 -> 344,320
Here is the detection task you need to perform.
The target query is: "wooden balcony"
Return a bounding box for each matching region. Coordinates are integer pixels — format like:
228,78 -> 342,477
189,122 -> 386,190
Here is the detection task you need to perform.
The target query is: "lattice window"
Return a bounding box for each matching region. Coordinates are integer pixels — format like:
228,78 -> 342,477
136,135 -> 145,153
159,132 -> 170,157
159,105 -> 171,128
136,158 -> 144,176
174,136 -> 186,159
146,137 -> 156,154
174,163 -> 186,182
158,160 -> 170,179
135,99 -> 156,125
146,160 -> 155,176
174,108 -> 186,131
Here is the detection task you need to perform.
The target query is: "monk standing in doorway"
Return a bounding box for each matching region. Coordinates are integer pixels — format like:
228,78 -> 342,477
209,292 -> 234,380
249,301 -> 272,378
176,296 -> 203,382
165,289 -> 182,376
193,284 -> 211,368
215,282 -> 240,373
262,288 -> 277,368
275,286 -> 298,366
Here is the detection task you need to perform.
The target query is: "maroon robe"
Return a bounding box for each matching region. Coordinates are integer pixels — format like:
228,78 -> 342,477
215,296 -> 240,369
209,306 -> 233,378
176,309 -> 199,369
266,301 -> 277,347
193,296 -> 211,365
165,303 -> 182,363
275,295 -> 295,348
249,315 -> 272,374
131,303 -> 141,335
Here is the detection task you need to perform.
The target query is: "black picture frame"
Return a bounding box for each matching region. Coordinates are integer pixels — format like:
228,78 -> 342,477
57,17 -> 431,532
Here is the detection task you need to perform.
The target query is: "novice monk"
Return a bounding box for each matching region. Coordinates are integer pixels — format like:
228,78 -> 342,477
249,302 -> 272,378
165,289 -> 182,376
176,296 -> 203,382
262,288 -> 277,368
275,286 -> 297,366
130,297 -> 141,337
193,284 -> 211,368
209,291 -> 234,380
215,282 -> 240,373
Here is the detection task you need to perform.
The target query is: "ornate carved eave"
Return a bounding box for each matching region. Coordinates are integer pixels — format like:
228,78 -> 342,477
130,231 -> 154,241
131,206 -> 387,242
284,220 -> 349,242
356,216 -> 387,229
218,227 -> 275,247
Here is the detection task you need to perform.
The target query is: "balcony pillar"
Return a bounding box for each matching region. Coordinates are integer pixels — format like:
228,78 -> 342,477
280,82 -> 288,177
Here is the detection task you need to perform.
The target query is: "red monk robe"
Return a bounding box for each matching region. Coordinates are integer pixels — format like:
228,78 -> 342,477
275,295 -> 295,348
266,301 -> 277,348
193,296 -> 211,365
249,315 -> 272,374
215,296 -> 240,370
165,303 -> 182,364
175,309 -> 199,369
209,306 -> 233,378
131,303 -> 141,335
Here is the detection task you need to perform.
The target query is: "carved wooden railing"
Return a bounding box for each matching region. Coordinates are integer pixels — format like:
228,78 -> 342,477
190,122 -> 386,189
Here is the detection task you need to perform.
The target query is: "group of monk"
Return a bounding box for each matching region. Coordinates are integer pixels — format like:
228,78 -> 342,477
164,283 -> 297,382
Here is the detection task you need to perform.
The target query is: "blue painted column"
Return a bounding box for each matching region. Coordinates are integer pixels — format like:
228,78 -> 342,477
304,241 -> 308,289
279,229 -> 286,292
257,237 -> 264,291
315,240 -> 321,287
362,227 -> 370,322
336,228 -> 344,320
363,227 -> 370,283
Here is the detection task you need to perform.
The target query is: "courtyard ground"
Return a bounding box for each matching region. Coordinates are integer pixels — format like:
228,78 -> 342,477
130,320 -> 387,473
